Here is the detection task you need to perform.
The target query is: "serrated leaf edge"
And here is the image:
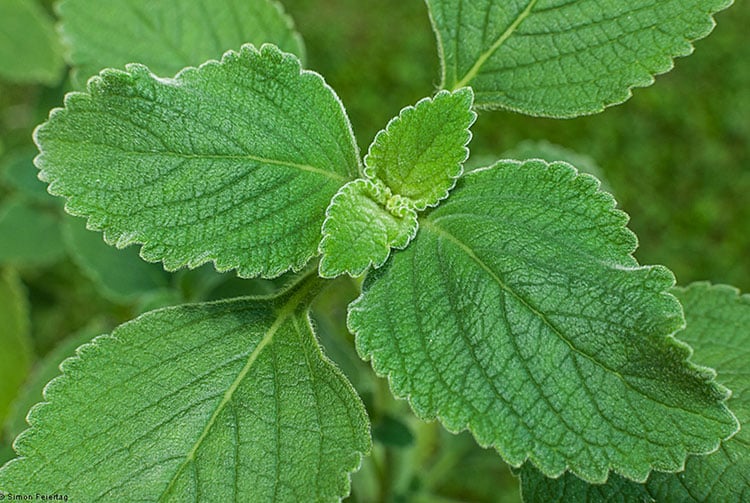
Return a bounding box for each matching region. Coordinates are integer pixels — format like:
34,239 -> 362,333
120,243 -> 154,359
3,293 -> 371,502
363,87 -> 477,210
33,43 -> 360,280
318,179 -> 419,279
426,0 -> 736,118
348,160 -> 739,484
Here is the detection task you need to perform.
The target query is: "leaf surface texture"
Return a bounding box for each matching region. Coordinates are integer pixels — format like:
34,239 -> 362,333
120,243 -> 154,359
426,0 -> 733,116
520,283 -> 750,501
0,285 -> 370,501
35,44 -> 360,278
319,89 -> 474,277
350,160 -> 738,482
58,0 -> 304,84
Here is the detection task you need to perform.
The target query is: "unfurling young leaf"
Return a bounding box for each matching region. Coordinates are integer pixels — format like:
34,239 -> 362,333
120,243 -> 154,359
0,280 -> 370,501
319,88 -> 475,278
319,179 -> 418,278
519,282 -> 750,502
34,44 -> 360,279
58,0 -> 305,84
350,160 -> 738,483
425,0 -> 733,117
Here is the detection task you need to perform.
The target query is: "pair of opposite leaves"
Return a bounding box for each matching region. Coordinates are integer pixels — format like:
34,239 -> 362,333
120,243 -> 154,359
319,87 -> 476,278
31,45 -> 738,488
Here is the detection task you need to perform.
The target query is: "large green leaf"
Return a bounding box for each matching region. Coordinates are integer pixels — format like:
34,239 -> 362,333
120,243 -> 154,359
519,282 -> 750,502
349,160 -> 738,483
35,44 -> 360,278
0,282 -> 370,501
58,0 -> 305,84
0,0 -> 64,85
0,269 -> 32,426
425,0 -> 733,117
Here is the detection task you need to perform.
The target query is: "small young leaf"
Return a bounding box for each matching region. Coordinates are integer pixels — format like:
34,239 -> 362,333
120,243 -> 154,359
0,284 -> 370,501
0,269 -> 32,426
35,44 -> 360,278
319,179 -> 418,278
349,160 -> 738,483
319,88 -> 474,278
0,0 -> 64,85
0,199 -> 66,267
518,283 -> 750,502
425,0 -> 733,117
59,0 -> 305,84
364,88 -> 476,210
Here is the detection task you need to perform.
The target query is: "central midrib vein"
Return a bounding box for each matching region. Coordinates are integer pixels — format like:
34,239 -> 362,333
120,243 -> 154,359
154,150 -> 349,183
158,286 -> 311,500
452,0 -> 539,90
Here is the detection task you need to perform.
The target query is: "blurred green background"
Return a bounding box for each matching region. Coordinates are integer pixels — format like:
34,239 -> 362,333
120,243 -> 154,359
0,1 -> 747,501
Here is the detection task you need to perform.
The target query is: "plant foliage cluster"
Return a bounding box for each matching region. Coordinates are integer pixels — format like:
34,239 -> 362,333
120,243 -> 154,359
0,0 -> 748,501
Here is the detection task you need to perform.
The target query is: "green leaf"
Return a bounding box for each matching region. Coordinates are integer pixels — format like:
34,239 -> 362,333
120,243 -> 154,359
518,283 -> 750,502
500,139 -> 608,190
0,199 -> 66,267
0,282 -> 370,501
63,218 -> 171,302
4,319 -> 107,444
426,0 -> 733,117
35,44 -> 360,278
363,88 -> 476,210
0,0 -> 64,85
319,179 -> 418,278
319,89 -> 475,278
58,0 -> 305,85
518,468 -> 654,502
349,160 -> 738,483
0,269 -> 32,426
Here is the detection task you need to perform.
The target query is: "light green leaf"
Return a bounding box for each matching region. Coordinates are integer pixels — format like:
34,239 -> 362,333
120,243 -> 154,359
63,218 -> 171,302
0,269 -> 32,427
500,139 -> 608,190
319,179 -> 418,278
518,283 -> 750,502
0,199 -> 66,267
363,88 -> 476,210
0,0 -> 64,85
58,0 -> 305,85
35,44 -> 360,278
4,319 -> 107,444
0,282 -> 370,501
319,89 -> 475,278
349,160 -> 738,483
426,0 -> 733,117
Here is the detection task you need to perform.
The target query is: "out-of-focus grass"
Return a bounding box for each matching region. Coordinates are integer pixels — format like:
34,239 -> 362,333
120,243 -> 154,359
286,0 -> 750,290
